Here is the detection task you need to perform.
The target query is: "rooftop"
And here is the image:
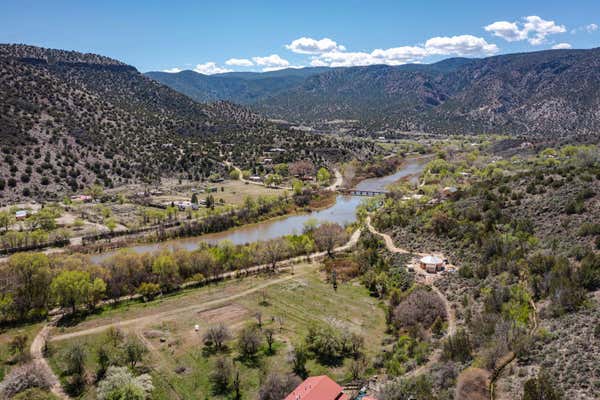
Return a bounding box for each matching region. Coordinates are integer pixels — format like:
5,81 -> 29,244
284,375 -> 348,400
420,255 -> 443,265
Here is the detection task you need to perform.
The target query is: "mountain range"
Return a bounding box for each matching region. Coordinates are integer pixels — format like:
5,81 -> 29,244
147,48 -> 600,137
0,44 -> 370,200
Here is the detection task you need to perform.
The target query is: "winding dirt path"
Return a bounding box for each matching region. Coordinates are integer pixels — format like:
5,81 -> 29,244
365,217 -> 457,376
326,169 -> 343,191
30,317 -> 69,399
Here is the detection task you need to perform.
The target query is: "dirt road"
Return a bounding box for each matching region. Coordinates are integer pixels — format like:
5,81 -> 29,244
30,317 -> 69,399
326,169 -> 343,191
365,216 -> 457,377
50,229 -> 361,342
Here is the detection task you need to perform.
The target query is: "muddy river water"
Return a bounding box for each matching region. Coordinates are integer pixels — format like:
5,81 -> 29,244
91,158 -> 426,262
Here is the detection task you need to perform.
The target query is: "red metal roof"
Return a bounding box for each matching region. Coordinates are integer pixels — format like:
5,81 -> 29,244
284,375 -> 349,400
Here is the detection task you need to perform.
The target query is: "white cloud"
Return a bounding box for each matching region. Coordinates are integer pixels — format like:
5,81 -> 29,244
310,35 -> 497,67
485,16 -> 566,45
571,23 -> 598,34
425,35 -> 499,56
552,42 -> 572,49
162,67 -> 182,73
524,16 -> 567,45
225,58 -> 254,67
193,62 -> 232,75
484,21 -> 526,42
252,54 -> 290,71
285,37 -> 346,54
262,65 -> 305,72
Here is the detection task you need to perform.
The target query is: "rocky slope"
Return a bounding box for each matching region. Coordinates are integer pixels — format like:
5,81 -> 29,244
0,44 -> 371,201
149,48 -> 600,137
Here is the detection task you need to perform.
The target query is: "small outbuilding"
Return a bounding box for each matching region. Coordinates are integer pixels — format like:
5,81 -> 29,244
420,255 -> 444,273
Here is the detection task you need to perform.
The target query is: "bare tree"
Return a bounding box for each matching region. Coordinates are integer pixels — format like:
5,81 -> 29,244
289,160 -> 315,177
237,325 -> 262,359
203,324 -> 232,351
348,355 -> 368,380
313,223 -> 347,257
258,373 -> 302,400
210,357 -> 232,394
264,328 -> 275,354
255,311 -> 263,328
260,238 -> 290,271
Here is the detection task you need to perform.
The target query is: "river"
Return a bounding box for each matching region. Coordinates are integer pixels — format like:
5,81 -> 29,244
91,158 -> 427,263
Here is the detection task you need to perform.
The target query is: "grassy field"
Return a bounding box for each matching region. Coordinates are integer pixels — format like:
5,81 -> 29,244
150,179 -> 286,208
0,322 -> 44,380
47,263 -> 387,399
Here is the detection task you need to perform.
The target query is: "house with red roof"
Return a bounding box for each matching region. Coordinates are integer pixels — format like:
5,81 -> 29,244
284,375 -> 349,400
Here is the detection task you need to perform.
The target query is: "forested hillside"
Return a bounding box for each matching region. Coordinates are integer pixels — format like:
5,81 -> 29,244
0,44 -> 374,201
150,48 -> 600,138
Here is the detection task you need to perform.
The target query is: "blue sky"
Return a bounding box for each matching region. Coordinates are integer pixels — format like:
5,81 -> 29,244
1,0 -> 599,73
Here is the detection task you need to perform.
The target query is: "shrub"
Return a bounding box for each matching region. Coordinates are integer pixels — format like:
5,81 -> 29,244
0,363 -> 51,398
577,223 -> 600,236
96,366 -> 153,400
442,329 -> 472,362
12,388 -> 59,400
393,288 -> 446,330
522,369 -> 562,400
210,357 -> 232,394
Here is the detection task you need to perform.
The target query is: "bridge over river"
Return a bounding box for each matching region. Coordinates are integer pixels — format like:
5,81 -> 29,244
336,188 -> 388,197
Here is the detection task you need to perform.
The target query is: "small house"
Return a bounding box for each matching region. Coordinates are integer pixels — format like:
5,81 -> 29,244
284,375 -> 348,400
420,255 -> 444,273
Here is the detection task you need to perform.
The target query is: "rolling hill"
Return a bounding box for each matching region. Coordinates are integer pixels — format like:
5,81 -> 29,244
0,44 -> 371,201
145,67 -> 330,104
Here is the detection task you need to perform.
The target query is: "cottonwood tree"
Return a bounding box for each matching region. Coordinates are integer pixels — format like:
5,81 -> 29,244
260,238 -> 290,271
313,223 -> 347,257
4,252 -> 51,319
151,254 -> 180,292
289,160 -> 315,177
317,167 -> 331,185
51,270 -> 105,314
123,336 -> 147,369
